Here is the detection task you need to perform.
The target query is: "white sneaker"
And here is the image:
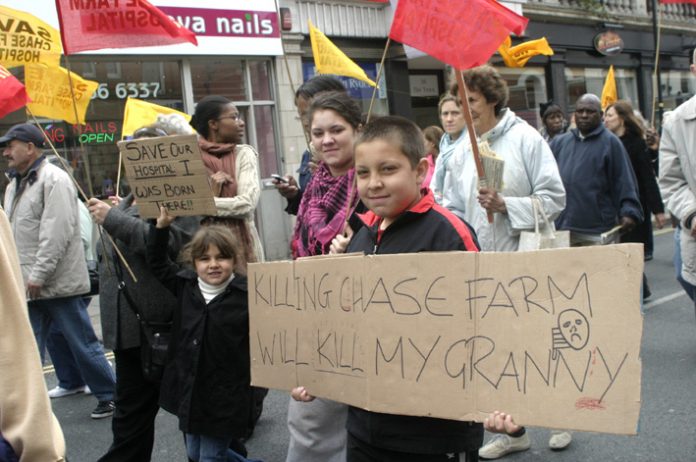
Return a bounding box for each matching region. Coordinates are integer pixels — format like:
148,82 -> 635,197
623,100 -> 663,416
47,385 -> 89,399
548,431 -> 572,450
479,433 -> 531,460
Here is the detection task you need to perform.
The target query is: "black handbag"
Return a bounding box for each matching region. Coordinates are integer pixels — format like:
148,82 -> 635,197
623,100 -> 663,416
114,256 -> 172,383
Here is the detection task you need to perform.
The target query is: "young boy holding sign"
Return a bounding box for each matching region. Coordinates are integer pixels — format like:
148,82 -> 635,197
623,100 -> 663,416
294,116 -> 482,461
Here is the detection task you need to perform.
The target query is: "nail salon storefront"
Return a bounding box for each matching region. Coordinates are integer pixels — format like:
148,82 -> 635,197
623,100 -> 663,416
0,0 -> 300,259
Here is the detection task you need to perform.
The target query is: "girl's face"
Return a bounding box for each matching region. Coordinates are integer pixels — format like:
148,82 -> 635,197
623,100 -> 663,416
195,244 -> 234,286
208,103 -> 245,144
603,106 -> 623,134
310,109 -> 357,177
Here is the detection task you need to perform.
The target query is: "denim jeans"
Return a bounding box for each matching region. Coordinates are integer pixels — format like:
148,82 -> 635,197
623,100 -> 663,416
185,434 -> 232,462
46,297 -> 91,390
28,295 -> 115,401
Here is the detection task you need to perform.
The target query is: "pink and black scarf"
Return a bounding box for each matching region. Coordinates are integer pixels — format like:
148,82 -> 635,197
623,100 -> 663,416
291,162 -> 357,258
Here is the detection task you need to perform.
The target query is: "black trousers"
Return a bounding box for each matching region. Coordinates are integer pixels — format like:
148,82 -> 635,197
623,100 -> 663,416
98,347 -> 161,462
347,432 -> 479,462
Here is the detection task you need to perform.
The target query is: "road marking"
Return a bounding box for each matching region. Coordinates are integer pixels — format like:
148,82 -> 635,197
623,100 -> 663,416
43,351 -> 115,376
644,291 -> 688,310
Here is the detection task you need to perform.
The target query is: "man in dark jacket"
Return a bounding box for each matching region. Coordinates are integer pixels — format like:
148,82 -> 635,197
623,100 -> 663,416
551,94 -> 643,245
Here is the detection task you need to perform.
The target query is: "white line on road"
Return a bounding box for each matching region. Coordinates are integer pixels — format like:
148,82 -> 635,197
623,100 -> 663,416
644,291 -> 688,310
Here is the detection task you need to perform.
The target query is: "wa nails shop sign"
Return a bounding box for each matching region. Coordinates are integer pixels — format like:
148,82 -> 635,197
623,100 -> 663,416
2,0 -> 283,56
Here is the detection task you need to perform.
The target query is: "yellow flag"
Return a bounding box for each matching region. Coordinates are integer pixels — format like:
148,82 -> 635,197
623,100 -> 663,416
309,20 -> 376,87
122,98 -> 191,139
498,36 -> 554,68
0,6 -> 63,68
601,65 -> 617,110
24,64 -> 98,125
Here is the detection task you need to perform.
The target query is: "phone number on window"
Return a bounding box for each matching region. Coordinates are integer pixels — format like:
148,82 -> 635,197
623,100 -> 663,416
91,82 -> 161,100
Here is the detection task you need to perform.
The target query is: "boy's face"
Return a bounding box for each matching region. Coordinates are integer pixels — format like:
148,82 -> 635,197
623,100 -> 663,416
195,244 -> 234,286
355,139 -> 428,229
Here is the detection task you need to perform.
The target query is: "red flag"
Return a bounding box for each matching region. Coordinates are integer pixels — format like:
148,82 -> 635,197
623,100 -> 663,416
55,0 -> 198,54
389,0 -> 528,70
0,65 -> 29,119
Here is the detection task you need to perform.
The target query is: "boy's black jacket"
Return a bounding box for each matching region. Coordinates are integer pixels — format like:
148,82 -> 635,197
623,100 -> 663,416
345,189 -> 484,454
147,225 -> 252,439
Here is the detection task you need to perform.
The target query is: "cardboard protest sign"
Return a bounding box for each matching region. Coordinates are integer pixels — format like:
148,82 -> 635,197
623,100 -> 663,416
249,244 -> 643,435
117,134 -> 217,218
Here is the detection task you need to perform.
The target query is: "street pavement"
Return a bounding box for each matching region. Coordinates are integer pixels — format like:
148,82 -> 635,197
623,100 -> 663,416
48,227 -> 696,461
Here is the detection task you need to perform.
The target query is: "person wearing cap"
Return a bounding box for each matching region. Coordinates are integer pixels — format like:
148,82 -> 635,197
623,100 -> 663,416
1,123 -> 116,420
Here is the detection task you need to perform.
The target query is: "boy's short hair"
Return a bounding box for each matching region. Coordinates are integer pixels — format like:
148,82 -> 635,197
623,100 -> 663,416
355,116 -> 425,168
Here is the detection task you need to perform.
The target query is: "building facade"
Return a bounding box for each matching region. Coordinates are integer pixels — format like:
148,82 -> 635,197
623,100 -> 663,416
2,0 -> 695,259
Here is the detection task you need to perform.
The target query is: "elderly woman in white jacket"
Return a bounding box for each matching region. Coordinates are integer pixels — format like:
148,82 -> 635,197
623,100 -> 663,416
444,65 -> 566,253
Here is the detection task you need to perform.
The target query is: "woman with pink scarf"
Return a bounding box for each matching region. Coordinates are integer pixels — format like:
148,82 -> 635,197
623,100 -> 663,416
286,91 -> 364,462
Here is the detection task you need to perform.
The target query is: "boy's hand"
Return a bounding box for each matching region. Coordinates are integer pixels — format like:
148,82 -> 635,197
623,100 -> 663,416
478,187 -> 507,214
156,206 -> 175,229
330,225 -> 353,254
484,411 -> 521,435
87,197 -> 111,225
291,386 -> 315,402
275,175 -> 299,199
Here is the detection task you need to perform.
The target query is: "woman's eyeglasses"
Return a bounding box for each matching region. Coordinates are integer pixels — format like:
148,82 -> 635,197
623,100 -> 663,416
217,114 -> 243,122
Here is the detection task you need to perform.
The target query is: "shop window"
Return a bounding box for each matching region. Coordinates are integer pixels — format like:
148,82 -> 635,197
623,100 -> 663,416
253,105 -> 279,178
564,67 -> 639,113
1,59 -> 184,197
497,67 -> 547,129
191,58 -> 280,182
660,69 -> 696,111
250,61 -> 273,101
191,60 -> 246,101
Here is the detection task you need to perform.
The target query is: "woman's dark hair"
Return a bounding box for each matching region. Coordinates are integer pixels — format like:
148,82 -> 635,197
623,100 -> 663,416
181,225 -> 245,276
189,95 -> 232,139
295,75 -> 346,100
451,65 -> 509,116
307,91 -> 362,130
606,100 -> 644,139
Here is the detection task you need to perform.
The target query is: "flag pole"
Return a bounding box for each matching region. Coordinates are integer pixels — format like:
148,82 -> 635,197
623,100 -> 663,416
27,108 -> 138,283
63,55 -> 96,197
367,38 -> 391,124
455,70 -> 494,224
651,0 -> 663,128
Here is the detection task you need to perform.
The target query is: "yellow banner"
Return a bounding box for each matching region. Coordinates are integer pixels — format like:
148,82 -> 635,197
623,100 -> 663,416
498,36 -> 554,68
0,6 -> 62,68
122,97 -> 191,139
25,64 -> 98,125
309,20 -> 376,87
601,65 -> 617,110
